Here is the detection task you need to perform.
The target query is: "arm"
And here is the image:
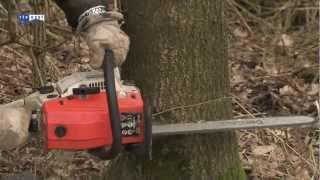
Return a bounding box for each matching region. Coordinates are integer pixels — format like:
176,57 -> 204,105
53,0 -> 108,30
53,0 -> 128,69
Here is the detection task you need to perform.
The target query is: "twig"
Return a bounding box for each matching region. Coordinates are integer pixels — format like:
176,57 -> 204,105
226,0 -> 254,35
29,48 -> 45,86
232,94 -> 255,118
3,46 -> 24,58
231,94 -> 319,173
228,0 -> 276,31
267,129 -> 319,173
0,39 -> 13,46
46,39 -> 69,51
152,96 -> 231,117
234,113 -> 267,118
0,3 -> 8,15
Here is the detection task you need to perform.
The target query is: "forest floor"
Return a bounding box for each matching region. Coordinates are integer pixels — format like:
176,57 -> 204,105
0,1 -> 319,180
227,1 -> 319,179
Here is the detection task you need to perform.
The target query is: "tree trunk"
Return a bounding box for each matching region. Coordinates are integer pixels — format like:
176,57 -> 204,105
29,0 -> 47,88
105,0 -> 246,179
1,0 -> 18,41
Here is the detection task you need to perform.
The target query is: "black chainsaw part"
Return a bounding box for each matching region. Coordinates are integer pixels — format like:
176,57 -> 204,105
38,86 -> 55,94
72,86 -> 100,96
125,97 -> 152,160
55,125 -> 67,138
144,98 -> 153,160
29,118 -> 38,133
88,49 -> 122,160
29,111 -> 38,133
47,94 -> 59,99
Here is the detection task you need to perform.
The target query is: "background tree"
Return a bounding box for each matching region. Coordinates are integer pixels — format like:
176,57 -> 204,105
105,0 -> 246,179
0,0 -> 49,87
28,0 -> 47,87
0,0 -> 18,41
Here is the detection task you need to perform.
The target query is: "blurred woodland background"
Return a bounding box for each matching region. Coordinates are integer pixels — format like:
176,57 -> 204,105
0,0 -> 318,179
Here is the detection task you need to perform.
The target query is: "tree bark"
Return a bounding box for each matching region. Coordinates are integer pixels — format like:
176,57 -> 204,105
1,0 -> 18,41
29,0 -> 47,87
0,1 -> 52,152
105,0 -> 246,179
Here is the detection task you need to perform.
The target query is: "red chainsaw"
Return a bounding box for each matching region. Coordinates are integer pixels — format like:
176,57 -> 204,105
3,48 -> 317,160
38,49 -> 318,161
41,49 -> 152,160
0,0 -> 318,161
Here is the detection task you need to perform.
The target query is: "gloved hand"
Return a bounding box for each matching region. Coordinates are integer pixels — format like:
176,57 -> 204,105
53,0 -> 130,69
75,8 -> 130,96
79,16 -> 130,69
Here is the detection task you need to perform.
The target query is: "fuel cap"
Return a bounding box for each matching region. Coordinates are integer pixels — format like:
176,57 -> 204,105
55,125 -> 67,138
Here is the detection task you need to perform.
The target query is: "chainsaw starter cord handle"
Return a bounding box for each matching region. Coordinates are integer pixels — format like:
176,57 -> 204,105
88,49 -> 122,159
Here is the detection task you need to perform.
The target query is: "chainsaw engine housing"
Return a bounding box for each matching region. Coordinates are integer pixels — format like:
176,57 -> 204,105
42,87 -> 145,151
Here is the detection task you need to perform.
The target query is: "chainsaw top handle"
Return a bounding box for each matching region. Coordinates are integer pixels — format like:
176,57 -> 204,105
88,49 -> 122,160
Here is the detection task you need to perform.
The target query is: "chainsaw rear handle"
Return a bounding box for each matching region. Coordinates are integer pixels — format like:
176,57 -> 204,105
88,49 -> 122,159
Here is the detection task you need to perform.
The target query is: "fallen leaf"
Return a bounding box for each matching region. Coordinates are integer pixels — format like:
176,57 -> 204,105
277,34 -> 294,47
252,145 -> 275,156
233,27 -> 249,38
279,85 -> 297,96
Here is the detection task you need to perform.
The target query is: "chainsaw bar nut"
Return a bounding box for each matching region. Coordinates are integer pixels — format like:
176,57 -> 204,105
55,125 -> 67,138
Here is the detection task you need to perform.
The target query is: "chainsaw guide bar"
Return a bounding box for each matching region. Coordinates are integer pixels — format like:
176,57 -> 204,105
1,69 -> 318,161
152,116 -> 318,136
35,72 -> 320,137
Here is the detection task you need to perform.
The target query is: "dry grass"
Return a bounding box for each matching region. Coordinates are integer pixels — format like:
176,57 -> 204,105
227,0 -> 319,179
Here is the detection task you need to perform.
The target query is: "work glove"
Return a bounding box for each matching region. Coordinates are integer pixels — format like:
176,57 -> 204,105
54,0 -> 130,69
54,1 -> 130,90
82,19 -> 129,96
77,12 -> 130,69
76,9 -> 130,96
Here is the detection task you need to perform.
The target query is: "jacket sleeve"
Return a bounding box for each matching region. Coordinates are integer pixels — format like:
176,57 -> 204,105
53,0 -> 108,29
